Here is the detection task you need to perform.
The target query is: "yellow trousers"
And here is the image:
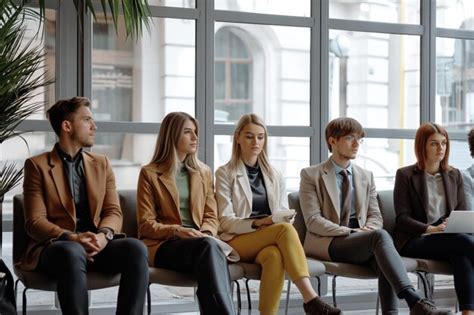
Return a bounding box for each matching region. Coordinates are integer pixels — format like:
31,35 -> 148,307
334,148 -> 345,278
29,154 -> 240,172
228,222 -> 309,315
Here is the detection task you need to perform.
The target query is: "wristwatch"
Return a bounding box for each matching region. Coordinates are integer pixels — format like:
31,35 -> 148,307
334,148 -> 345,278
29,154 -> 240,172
98,228 -> 114,242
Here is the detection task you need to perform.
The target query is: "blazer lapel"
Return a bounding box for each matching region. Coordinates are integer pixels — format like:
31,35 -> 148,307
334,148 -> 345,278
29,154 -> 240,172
158,169 -> 180,213
352,165 -> 367,218
262,170 -> 276,212
83,153 -> 101,220
322,160 -> 340,218
412,167 -> 429,215
440,169 -> 454,213
237,162 -> 252,210
49,149 -> 75,220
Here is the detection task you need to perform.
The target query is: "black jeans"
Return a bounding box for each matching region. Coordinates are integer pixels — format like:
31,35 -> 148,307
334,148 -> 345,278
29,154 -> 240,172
155,237 -> 235,315
401,233 -> 474,311
329,229 -> 413,315
38,238 -> 149,315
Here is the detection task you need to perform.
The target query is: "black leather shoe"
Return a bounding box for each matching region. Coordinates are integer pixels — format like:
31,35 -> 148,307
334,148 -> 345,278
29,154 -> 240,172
303,297 -> 342,315
410,299 -> 453,315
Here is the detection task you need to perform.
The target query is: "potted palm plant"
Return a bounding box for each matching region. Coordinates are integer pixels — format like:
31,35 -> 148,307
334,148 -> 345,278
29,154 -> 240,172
0,0 -> 151,253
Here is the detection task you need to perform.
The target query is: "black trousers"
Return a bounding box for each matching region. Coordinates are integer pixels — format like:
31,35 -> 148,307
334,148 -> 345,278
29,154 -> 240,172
329,229 -> 413,315
155,237 -> 235,315
401,233 -> 474,311
38,238 -> 149,315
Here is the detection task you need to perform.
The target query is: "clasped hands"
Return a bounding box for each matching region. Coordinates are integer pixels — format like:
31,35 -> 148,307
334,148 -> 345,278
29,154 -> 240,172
68,231 -> 108,262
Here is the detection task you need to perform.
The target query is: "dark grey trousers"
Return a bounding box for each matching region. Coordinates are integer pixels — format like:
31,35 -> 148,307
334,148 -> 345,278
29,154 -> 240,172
329,229 -> 413,315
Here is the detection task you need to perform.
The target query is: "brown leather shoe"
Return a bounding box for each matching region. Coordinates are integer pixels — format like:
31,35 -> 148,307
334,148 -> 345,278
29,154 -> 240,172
410,299 -> 453,315
303,297 -> 342,315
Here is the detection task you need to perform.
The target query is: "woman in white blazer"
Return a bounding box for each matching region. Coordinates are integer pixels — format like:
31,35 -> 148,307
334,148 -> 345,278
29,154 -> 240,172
215,114 -> 341,315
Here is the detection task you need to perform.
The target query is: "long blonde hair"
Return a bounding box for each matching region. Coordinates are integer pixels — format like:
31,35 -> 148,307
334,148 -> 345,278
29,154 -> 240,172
228,113 -> 274,179
149,112 -> 202,173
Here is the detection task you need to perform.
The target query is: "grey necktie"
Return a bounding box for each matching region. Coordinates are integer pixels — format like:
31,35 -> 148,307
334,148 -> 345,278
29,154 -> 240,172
340,169 -> 351,227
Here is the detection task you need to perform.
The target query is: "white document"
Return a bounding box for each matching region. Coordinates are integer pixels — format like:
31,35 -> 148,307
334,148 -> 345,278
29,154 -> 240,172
271,209 -> 296,223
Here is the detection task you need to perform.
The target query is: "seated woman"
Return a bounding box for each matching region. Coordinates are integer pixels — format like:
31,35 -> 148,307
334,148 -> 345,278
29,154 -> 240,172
137,112 -> 235,315
462,128 -> 474,210
215,114 -> 341,315
394,122 -> 474,315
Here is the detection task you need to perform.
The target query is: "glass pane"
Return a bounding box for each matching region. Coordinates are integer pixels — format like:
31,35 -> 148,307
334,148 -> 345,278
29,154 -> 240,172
215,62 -> 226,99
353,138 -> 416,190
329,30 -> 420,129
215,0 -> 310,17
450,140 -> 472,171
230,64 -> 250,99
214,23 -> 310,125
92,17 -> 195,123
436,38 -> 474,132
214,136 -> 309,191
437,1 -> 474,30
330,0 -> 420,24
25,9 -> 56,120
148,0 -> 195,8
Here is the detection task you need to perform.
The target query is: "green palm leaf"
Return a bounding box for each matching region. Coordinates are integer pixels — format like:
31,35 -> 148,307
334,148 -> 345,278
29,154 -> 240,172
0,162 -> 23,197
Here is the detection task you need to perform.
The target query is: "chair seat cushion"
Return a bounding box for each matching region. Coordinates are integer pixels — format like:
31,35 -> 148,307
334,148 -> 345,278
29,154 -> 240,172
322,261 -> 377,279
14,266 -> 121,291
416,259 -> 452,275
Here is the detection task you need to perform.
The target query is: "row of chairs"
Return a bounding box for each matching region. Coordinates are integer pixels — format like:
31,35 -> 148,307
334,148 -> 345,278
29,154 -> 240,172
12,190 -> 453,314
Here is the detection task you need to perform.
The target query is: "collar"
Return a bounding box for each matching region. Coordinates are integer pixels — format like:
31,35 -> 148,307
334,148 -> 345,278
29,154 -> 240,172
55,143 -> 83,163
330,157 -> 352,175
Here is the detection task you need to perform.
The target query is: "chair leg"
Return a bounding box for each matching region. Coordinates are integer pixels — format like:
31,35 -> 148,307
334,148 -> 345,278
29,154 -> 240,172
415,272 -> 431,299
233,280 -> 241,314
285,279 -> 291,315
316,276 -> 321,296
332,275 -> 338,307
22,288 -> 28,315
147,283 -> 152,315
14,279 -> 20,305
375,294 -> 380,315
245,278 -> 252,310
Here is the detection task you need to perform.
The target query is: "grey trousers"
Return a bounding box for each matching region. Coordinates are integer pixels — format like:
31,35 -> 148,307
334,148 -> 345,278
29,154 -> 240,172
328,229 -> 413,315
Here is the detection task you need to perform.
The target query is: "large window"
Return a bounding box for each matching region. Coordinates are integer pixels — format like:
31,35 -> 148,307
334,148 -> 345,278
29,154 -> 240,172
10,0 -> 472,312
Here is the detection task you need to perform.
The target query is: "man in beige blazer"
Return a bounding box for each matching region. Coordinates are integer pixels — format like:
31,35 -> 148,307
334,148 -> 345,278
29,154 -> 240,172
22,97 -> 148,315
299,118 -> 450,315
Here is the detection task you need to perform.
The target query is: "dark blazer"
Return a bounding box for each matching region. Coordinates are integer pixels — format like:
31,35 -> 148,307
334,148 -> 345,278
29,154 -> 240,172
136,163 -> 219,266
393,164 -> 467,251
21,148 -> 123,271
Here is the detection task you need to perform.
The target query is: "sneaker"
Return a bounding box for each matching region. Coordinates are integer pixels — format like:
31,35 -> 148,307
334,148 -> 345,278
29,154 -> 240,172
303,297 -> 342,315
410,299 -> 453,315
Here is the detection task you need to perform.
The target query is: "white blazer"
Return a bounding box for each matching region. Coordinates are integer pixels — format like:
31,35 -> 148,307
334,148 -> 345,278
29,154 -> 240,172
215,160 -> 289,241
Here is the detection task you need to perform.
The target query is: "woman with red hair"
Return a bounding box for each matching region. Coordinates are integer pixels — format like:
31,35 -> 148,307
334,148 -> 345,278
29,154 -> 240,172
393,122 -> 473,315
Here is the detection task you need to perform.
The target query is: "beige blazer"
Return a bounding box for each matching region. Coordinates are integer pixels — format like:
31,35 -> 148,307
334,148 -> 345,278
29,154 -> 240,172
137,163 -> 219,266
21,148 -> 123,271
215,161 -> 289,241
299,159 -> 383,261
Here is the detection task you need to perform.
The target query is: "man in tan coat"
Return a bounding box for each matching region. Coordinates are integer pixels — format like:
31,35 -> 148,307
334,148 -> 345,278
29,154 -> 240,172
299,117 -> 450,315
21,97 -> 148,315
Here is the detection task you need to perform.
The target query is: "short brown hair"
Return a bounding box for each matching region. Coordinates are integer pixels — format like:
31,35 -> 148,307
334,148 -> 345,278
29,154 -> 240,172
46,97 -> 91,136
325,117 -> 365,152
414,122 -> 450,171
468,128 -> 474,158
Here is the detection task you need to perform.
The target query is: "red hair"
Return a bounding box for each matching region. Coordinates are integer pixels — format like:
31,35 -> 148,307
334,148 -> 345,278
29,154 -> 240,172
414,122 -> 450,171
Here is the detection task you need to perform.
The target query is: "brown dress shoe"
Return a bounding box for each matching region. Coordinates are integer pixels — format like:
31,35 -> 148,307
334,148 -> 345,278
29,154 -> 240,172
303,297 -> 342,315
410,299 -> 453,315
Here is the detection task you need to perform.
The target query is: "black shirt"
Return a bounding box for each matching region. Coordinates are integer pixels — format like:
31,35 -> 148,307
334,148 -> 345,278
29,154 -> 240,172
245,163 -> 272,217
55,144 -> 96,233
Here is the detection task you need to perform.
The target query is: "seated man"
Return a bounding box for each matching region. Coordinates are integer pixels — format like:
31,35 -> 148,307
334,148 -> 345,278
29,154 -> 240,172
21,97 -> 149,315
462,128 -> 474,210
299,117 -> 451,315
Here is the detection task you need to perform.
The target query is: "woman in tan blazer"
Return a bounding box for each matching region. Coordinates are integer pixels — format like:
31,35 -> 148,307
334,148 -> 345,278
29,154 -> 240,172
136,112 -> 235,315
394,122 -> 473,315
215,114 -> 341,315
